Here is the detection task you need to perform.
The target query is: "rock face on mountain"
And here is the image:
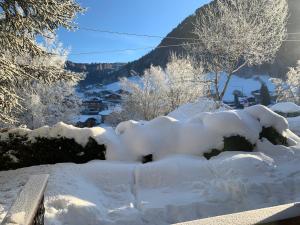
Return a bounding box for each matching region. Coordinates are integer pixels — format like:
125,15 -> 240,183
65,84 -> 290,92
113,0 -> 300,79
66,61 -> 125,86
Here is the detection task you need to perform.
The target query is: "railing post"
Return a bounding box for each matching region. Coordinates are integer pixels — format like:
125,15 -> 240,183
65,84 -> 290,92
1,174 -> 49,225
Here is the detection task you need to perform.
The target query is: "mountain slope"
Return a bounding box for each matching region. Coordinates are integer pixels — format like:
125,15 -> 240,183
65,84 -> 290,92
66,61 -> 125,86
113,0 -> 300,79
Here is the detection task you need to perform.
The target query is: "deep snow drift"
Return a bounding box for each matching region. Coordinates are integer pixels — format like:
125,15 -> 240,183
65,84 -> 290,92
1,103 -> 300,225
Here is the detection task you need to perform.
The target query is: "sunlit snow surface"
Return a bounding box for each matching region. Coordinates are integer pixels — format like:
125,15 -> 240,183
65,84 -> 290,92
1,145 -> 300,225
1,103 -> 300,225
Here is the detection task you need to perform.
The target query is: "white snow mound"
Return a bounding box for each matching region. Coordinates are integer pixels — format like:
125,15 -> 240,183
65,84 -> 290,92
168,98 -> 230,121
270,102 -> 300,114
116,105 -> 296,161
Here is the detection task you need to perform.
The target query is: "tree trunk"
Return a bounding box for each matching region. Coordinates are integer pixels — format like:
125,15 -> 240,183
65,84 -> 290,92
214,72 -> 221,101
220,73 -> 233,100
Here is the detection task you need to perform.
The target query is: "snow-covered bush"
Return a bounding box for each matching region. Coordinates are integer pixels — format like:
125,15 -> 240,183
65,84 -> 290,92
270,102 -> 300,118
114,55 -> 209,122
272,61 -> 300,105
1,105 -> 299,170
116,105 -> 298,162
0,123 -> 107,171
190,0 -> 288,101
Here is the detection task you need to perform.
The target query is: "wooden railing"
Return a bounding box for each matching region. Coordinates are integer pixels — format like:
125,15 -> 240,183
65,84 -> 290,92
1,174 -> 49,225
173,202 -> 300,225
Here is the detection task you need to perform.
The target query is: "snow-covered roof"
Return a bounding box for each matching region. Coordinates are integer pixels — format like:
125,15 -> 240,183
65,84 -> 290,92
99,109 -> 113,116
270,102 -> 300,113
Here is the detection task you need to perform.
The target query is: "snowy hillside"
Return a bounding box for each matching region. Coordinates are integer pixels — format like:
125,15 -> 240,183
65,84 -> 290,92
1,103 -> 300,225
217,74 -> 275,101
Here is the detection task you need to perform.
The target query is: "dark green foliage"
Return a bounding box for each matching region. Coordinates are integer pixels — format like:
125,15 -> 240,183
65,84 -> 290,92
274,111 -> 300,118
0,134 -> 106,171
260,127 -> 288,146
223,136 -> 254,152
204,149 -> 222,160
204,136 -> 254,160
142,154 -> 153,164
260,83 -> 271,106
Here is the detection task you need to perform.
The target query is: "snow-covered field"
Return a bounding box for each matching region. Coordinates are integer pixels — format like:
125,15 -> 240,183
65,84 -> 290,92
1,103 -> 300,225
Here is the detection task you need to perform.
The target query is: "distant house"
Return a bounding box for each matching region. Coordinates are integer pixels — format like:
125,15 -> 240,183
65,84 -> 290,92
82,98 -> 106,115
104,93 -> 122,103
99,109 -> 113,123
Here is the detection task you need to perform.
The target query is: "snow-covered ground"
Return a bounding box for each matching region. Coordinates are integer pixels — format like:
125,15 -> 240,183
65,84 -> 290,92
1,103 -> 300,225
288,117 -> 300,136
1,143 -> 300,225
214,73 -> 275,101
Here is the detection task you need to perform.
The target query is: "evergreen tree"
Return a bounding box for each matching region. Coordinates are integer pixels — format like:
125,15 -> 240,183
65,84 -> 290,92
0,0 -> 84,124
260,83 -> 271,106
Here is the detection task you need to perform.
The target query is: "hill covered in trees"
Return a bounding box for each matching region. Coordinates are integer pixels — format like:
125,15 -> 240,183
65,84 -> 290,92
66,62 -> 125,86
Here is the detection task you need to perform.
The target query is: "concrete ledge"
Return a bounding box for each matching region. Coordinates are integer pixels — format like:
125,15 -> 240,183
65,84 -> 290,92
1,174 -> 49,225
173,202 -> 300,225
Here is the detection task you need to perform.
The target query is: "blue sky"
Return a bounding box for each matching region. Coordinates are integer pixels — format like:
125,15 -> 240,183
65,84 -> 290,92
57,0 -> 211,63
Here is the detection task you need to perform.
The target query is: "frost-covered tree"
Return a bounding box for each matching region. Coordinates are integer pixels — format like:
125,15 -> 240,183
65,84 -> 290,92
190,0 -> 288,101
17,80 -> 82,129
165,54 -> 209,109
0,0 -> 83,124
272,61 -> 300,104
110,55 -> 208,123
120,66 -> 168,121
13,38 -> 83,129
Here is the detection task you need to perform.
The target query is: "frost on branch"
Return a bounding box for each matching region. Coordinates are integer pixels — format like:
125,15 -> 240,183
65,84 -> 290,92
109,54 -> 209,122
189,0 -> 288,101
272,61 -> 300,105
0,0 -> 84,124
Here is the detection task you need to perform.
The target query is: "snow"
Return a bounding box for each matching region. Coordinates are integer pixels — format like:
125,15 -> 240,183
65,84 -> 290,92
288,116 -> 300,136
2,142 -> 300,225
168,98 -> 230,121
105,76 -> 142,92
83,76 -> 142,94
0,122 -> 110,148
99,109 -> 113,116
116,105 -> 293,161
244,105 -> 288,134
214,73 -> 275,101
270,102 -> 300,114
1,103 -> 300,224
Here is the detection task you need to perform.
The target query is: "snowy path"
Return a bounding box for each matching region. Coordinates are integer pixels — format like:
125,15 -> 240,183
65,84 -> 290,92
1,147 -> 300,225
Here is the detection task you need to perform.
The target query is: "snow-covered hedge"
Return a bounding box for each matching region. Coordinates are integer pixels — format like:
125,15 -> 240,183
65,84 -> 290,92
270,102 -> 300,118
0,123 -> 107,171
1,105 -> 299,170
116,105 -> 299,162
